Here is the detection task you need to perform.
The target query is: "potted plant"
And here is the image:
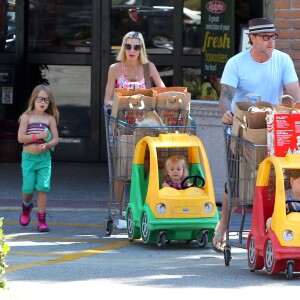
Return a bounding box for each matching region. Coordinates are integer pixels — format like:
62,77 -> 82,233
0,217 -> 10,288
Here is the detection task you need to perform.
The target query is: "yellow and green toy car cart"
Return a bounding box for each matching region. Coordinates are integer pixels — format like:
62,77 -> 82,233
126,133 -> 219,247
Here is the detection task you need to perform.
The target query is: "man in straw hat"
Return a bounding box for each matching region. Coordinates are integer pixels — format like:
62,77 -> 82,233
212,18 -> 300,253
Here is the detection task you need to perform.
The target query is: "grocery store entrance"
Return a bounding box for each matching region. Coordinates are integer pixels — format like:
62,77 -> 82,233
0,0 -> 264,162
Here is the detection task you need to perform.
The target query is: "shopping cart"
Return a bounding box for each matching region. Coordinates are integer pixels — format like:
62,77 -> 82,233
103,105 -> 196,236
223,126 -> 267,266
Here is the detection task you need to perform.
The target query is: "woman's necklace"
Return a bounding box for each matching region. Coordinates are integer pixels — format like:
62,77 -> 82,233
124,64 -> 140,81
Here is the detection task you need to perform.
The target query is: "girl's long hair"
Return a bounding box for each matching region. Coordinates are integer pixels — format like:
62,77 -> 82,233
20,85 -> 60,123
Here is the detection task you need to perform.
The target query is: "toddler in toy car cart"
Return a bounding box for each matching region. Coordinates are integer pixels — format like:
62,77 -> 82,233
266,169 -> 300,230
162,155 -> 190,190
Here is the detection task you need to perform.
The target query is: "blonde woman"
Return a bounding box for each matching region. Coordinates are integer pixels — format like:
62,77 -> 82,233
104,32 -> 165,229
104,31 -> 165,105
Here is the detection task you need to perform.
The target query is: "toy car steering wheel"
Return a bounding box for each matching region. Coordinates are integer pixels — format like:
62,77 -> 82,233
181,175 -> 205,189
285,199 -> 300,214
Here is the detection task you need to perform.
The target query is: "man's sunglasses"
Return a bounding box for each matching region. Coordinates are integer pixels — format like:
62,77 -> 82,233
255,33 -> 278,41
124,44 -> 141,51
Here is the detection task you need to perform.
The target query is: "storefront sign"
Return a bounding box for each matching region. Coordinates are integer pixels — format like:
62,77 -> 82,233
0,68 -> 13,104
2,87 -> 13,104
200,0 -> 235,100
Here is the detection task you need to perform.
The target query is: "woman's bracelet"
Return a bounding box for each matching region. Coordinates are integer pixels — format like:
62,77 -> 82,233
32,134 -> 37,142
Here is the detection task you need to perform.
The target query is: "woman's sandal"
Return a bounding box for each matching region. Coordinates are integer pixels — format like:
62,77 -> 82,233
211,229 -> 226,253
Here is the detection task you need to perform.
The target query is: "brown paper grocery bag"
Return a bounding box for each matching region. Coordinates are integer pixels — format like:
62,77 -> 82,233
242,127 -> 267,166
114,88 -> 153,98
232,101 -> 273,137
232,93 -> 270,137
114,135 -> 136,180
277,94 -> 298,108
111,89 -> 156,125
151,86 -> 188,95
231,94 -> 270,155
238,162 -> 257,205
155,90 -> 191,126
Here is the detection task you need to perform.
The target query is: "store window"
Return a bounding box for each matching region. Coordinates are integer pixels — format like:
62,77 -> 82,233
111,0 -> 174,54
183,0 -> 201,55
28,0 -> 92,53
157,66 -> 173,87
0,0 -> 15,53
111,1 -> 201,56
36,65 -> 91,137
183,67 -> 201,100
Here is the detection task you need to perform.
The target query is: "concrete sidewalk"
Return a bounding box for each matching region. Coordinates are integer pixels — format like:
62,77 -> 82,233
0,162 -> 110,209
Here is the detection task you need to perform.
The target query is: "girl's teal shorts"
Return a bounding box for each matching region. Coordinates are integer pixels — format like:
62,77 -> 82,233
21,151 -> 52,194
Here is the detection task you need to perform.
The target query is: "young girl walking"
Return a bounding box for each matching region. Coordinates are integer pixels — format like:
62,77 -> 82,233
18,84 -> 59,232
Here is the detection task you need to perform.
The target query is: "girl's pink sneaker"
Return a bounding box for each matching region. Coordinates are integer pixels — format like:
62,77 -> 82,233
19,203 -> 33,226
37,212 -> 49,232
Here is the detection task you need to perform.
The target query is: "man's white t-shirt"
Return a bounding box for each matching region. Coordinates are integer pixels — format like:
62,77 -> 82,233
220,48 -> 299,113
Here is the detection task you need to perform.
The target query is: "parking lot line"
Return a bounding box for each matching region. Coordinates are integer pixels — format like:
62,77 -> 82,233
6,240 -> 129,273
4,221 -> 104,228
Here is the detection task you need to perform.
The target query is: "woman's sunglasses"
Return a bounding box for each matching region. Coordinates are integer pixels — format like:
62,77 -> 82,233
124,44 -> 141,51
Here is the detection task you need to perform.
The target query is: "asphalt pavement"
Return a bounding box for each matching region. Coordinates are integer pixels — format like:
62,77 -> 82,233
1,161 -> 110,209
1,162 -> 300,299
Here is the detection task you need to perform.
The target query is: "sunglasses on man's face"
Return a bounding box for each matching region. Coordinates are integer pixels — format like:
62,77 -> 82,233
124,44 -> 141,51
255,33 -> 278,41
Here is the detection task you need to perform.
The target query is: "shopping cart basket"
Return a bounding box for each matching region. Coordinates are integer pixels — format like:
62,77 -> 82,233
103,105 -> 196,235
223,126 -> 267,266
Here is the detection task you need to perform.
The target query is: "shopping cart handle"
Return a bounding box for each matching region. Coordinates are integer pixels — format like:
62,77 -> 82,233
223,123 -> 232,134
104,105 -> 112,115
222,111 -> 234,125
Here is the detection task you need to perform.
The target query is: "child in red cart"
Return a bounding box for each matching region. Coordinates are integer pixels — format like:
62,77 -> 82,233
162,155 -> 190,190
266,169 -> 300,230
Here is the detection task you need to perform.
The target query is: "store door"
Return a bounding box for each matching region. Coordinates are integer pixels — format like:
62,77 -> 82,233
24,0 -> 101,162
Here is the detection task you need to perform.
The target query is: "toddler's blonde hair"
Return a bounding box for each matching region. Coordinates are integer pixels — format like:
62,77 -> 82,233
164,155 -> 188,181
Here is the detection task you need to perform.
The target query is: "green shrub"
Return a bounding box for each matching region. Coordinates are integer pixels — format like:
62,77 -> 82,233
0,217 -> 10,289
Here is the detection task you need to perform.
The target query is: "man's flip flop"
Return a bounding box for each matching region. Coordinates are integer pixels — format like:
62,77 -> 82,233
211,229 -> 225,253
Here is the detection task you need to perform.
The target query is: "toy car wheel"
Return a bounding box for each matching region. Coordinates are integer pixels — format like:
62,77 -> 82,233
105,218 -> 113,236
264,239 -> 275,274
196,230 -> 208,248
224,247 -> 231,267
248,235 -> 264,271
156,231 -> 167,247
127,208 -> 135,241
286,261 -> 294,280
141,212 -> 150,243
